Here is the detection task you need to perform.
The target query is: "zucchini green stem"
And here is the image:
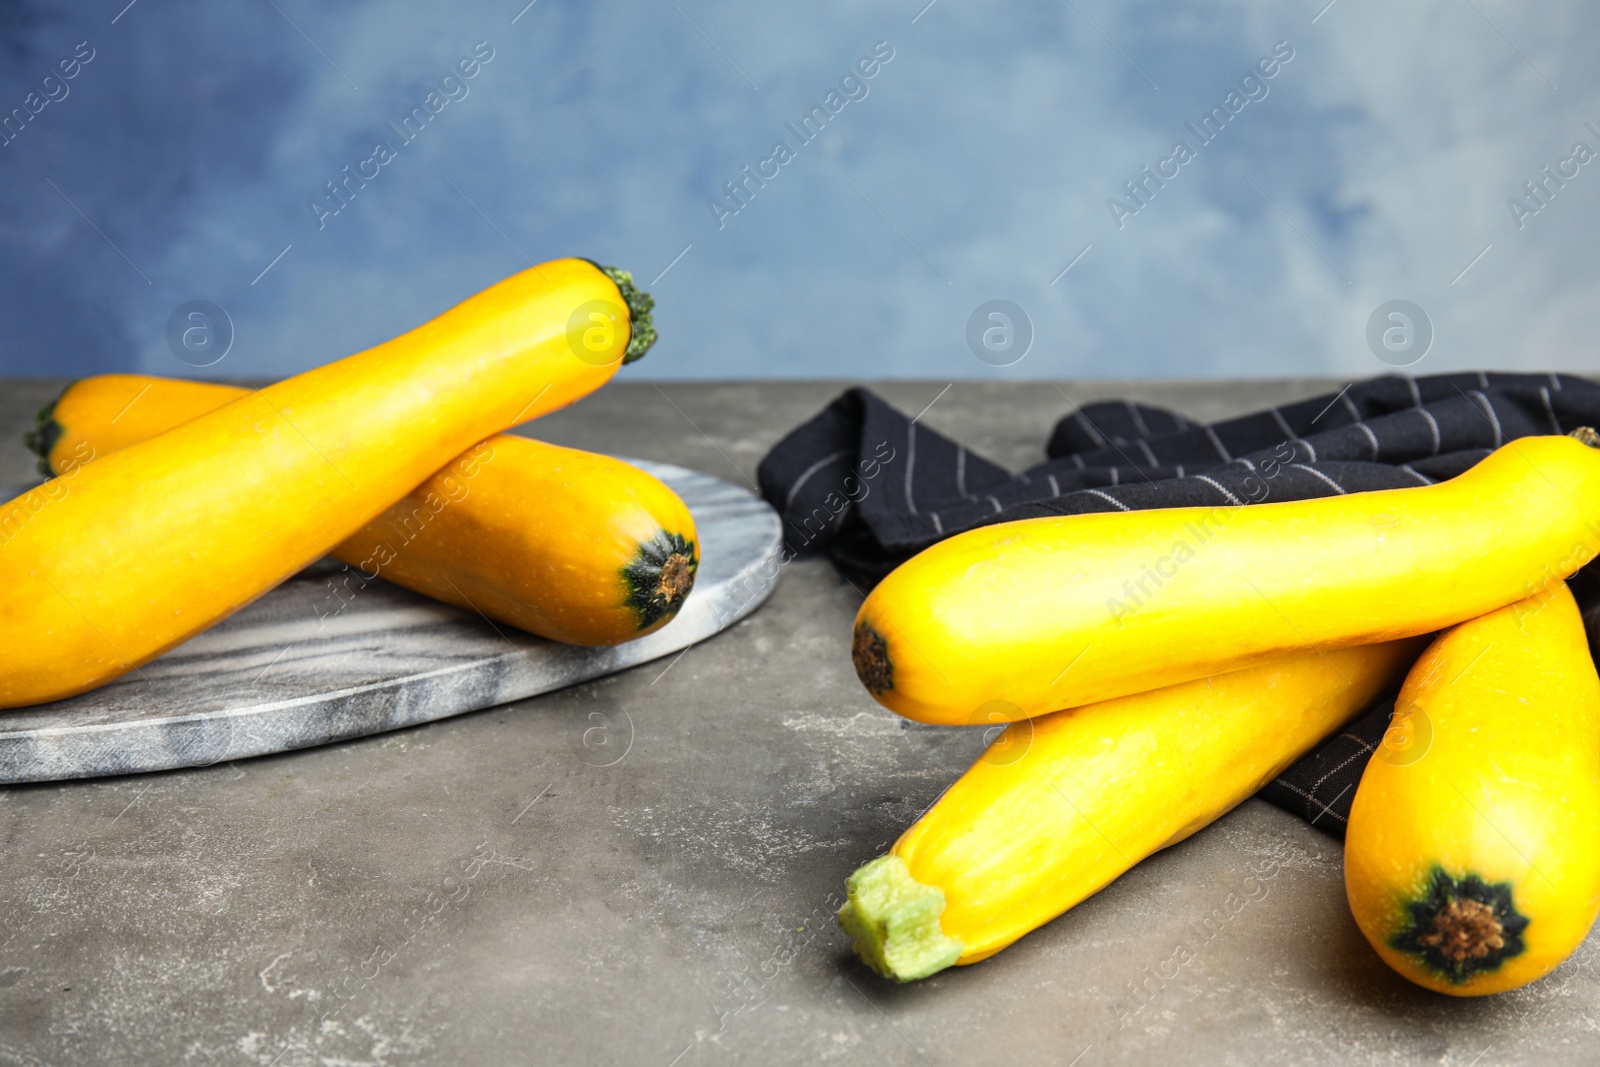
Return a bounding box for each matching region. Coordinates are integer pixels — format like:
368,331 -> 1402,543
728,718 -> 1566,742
837,854 -> 964,982
597,265 -> 657,364
23,395 -> 63,479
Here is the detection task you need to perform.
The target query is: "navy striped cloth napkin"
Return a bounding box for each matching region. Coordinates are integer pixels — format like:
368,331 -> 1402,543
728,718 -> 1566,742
756,372 -> 1600,836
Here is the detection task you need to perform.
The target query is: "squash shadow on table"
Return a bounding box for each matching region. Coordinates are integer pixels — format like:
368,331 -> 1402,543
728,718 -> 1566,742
821,798 -> 1600,1061
1267,809 -> 1598,1033
822,877 -> 1155,1067
821,860 -> 1144,1023
1311,878 -> 1593,1024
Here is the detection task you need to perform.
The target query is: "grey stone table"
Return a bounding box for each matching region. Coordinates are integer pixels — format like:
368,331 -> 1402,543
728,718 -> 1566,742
1,379 -> 1594,1067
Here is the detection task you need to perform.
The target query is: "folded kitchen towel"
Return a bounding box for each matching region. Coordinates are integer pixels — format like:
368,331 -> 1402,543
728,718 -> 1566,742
756,371 -> 1600,836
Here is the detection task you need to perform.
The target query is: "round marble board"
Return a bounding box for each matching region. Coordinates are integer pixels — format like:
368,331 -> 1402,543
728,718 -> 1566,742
0,461 -> 782,783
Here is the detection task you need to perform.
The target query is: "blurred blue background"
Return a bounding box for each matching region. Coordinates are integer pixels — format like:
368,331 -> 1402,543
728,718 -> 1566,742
1,0 -> 1596,380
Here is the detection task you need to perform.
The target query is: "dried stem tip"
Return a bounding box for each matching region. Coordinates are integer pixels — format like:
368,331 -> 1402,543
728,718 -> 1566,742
852,623 -> 893,695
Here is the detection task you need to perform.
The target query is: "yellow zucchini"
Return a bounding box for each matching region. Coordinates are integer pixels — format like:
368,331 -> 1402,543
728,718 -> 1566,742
29,375 -> 698,646
854,433 -> 1600,724
25,375 -> 248,479
1344,583 -> 1600,995
838,639 -> 1422,981
0,258 -> 654,707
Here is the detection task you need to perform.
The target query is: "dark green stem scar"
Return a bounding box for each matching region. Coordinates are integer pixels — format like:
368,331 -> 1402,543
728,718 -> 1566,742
23,395 -> 64,479
853,622 -> 893,695
1390,868 -> 1528,983
622,532 -> 697,630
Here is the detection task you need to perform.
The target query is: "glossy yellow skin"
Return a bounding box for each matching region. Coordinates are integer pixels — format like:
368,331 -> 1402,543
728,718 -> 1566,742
0,258 -> 630,707
894,640 -> 1421,966
1344,585 -> 1600,996
331,438 -> 695,645
43,375 -> 249,468
856,436 -> 1600,724
43,375 -> 698,646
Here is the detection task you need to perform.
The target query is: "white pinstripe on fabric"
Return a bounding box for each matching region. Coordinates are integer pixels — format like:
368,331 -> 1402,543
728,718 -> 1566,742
1194,474 -> 1243,506
783,449 -> 851,509
1203,425 -> 1231,461
1399,464 -> 1434,485
1074,410 -> 1107,446
1356,421 -> 1382,460
1081,488 -> 1131,511
1469,389 -> 1504,447
1417,407 -> 1441,455
903,422 -> 918,514
1125,400 -> 1153,438
1538,386 -> 1562,434
1291,464 -> 1347,495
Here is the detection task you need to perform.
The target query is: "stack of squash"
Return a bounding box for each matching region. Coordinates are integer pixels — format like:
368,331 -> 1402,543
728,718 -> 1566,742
839,430 -> 1600,996
3,258 -> 699,707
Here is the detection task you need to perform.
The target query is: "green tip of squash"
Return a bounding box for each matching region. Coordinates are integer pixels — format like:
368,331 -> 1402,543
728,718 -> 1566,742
1569,426 -> 1600,449
837,855 -> 964,982
597,265 -> 657,364
22,395 -> 62,479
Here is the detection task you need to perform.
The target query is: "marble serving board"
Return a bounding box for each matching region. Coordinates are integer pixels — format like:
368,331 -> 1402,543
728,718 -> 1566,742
0,460 -> 782,784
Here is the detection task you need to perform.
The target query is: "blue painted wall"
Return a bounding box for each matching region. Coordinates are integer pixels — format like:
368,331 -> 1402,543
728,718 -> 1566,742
1,1 -> 1595,380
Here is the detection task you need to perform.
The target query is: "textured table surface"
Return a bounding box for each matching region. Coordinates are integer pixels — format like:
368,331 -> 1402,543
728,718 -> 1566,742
1,378 -> 1594,1067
